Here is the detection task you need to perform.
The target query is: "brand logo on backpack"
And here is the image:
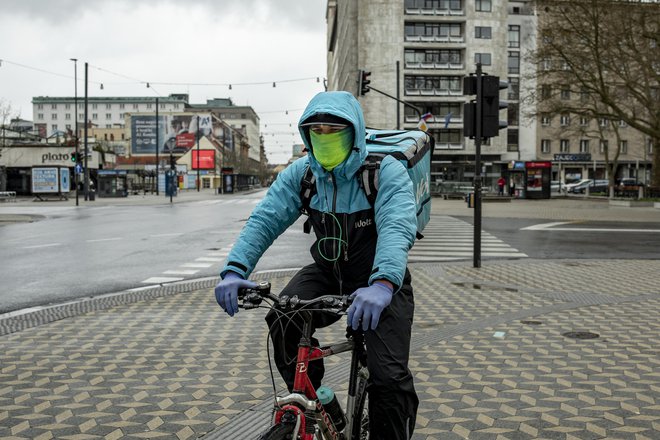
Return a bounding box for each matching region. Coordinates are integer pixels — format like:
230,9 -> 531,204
355,218 -> 372,228
416,174 -> 430,205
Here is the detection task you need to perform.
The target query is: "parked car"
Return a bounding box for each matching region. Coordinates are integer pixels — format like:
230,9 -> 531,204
550,180 -> 566,193
575,179 -> 609,194
616,178 -> 645,197
565,179 -> 593,193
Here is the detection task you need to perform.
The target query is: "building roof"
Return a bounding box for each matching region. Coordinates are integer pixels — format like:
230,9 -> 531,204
32,95 -> 188,104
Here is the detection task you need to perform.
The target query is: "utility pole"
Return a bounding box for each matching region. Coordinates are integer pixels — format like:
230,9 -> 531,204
84,62 -> 89,201
473,63 -> 483,269
70,58 -> 79,206
155,97 -> 159,195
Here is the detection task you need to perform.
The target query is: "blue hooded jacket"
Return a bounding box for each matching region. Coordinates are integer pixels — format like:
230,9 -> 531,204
221,91 -> 416,290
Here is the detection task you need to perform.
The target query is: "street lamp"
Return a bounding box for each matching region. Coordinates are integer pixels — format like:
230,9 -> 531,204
70,58 -> 79,206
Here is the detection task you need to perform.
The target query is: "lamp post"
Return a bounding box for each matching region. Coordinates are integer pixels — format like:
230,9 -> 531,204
70,58 -> 79,206
155,97 -> 159,195
84,62 -> 89,200
196,115 -> 200,192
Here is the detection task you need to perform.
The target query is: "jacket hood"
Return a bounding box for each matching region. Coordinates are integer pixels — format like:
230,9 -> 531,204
298,91 -> 367,180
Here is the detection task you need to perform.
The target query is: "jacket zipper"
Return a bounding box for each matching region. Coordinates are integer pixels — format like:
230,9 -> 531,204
330,172 -> 338,260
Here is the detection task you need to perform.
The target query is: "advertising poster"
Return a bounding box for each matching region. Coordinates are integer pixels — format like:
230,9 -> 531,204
131,113 -> 214,155
191,149 -> 216,170
32,167 -> 60,193
60,168 -> 70,192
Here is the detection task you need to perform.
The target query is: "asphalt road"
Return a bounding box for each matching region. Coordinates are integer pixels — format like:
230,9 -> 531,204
0,193 -> 314,313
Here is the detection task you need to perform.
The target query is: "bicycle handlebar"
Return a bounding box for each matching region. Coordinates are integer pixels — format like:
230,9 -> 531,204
238,281 -> 352,313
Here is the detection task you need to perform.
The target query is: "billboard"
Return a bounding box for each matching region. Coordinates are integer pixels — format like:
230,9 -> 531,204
191,149 -> 216,170
130,113 -> 213,155
31,167 -> 60,193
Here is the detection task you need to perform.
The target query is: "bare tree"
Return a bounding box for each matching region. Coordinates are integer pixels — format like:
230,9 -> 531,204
526,0 -> 660,188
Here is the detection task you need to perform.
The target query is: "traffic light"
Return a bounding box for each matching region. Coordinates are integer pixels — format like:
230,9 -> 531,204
71,151 -> 77,162
358,70 -> 371,96
462,75 -> 508,139
481,75 -> 508,138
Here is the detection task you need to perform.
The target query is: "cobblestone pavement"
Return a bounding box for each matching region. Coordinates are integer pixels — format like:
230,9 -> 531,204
1,259 -> 658,439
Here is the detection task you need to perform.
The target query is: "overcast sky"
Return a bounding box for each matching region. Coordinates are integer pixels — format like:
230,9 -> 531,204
0,0 -> 327,163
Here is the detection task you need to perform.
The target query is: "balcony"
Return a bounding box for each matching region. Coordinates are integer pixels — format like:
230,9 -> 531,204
435,143 -> 464,150
404,61 -> 464,70
404,35 -> 465,44
405,8 -> 465,16
404,88 -> 463,96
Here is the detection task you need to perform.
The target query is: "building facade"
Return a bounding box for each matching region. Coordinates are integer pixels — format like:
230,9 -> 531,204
326,0 -> 537,190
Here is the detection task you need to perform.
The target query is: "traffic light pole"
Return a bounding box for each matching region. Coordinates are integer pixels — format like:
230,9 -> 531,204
364,85 -> 423,119
155,97 -> 159,196
84,62 -> 89,201
71,58 -> 79,206
473,63 -> 483,269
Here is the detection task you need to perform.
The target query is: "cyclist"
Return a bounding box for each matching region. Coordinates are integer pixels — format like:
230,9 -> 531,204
215,91 -> 418,439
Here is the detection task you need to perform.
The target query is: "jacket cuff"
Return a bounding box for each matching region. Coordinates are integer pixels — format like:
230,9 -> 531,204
221,261 -> 249,280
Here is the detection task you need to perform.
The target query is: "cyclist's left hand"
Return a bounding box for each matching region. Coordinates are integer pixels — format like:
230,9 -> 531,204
347,281 -> 393,331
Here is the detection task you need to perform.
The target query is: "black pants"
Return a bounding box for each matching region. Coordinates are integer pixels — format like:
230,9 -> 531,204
265,264 -> 419,439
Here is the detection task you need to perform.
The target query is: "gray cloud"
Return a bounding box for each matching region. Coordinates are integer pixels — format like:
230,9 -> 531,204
3,0 -> 326,30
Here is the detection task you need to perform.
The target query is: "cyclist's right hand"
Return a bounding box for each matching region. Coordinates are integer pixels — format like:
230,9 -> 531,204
214,272 -> 257,317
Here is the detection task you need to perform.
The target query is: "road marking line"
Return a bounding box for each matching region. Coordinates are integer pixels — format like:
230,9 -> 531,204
254,268 -> 304,275
206,253 -> 228,258
196,257 -> 224,262
86,237 -> 122,243
150,233 -> 184,237
163,269 -> 200,275
410,250 -> 528,257
521,222 -> 660,233
182,263 -> 213,268
521,222 -> 573,231
21,243 -> 61,249
141,276 -> 184,284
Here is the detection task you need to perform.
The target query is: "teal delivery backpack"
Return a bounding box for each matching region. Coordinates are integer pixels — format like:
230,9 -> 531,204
361,129 -> 434,239
301,129 -> 434,239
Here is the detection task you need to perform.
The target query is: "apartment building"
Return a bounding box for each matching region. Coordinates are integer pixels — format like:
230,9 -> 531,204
32,94 -> 187,138
326,0 -> 537,186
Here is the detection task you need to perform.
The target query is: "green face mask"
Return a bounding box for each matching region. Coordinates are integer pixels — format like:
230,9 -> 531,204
309,127 -> 354,171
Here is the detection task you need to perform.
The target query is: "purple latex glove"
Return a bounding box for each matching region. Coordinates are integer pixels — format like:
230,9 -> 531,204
214,272 -> 257,317
347,281 -> 394,331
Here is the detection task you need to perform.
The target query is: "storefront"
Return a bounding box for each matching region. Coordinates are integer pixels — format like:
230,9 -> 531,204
506,161 -> 552,199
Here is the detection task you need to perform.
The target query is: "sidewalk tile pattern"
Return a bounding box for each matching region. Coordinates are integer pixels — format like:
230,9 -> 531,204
1,261 -> 659,439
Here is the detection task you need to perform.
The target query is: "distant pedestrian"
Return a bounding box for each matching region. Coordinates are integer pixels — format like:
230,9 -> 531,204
497,176 -> 506,196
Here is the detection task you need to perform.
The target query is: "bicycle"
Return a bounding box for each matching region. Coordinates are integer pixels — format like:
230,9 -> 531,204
238,281 -> 370,440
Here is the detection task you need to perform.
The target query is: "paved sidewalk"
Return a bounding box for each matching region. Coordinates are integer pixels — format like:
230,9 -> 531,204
1,258 -> 659,439
1,194 -> 659,439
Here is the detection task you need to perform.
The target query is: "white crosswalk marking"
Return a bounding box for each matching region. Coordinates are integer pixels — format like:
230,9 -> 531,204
191,198 -> 262,206
409,216 -> 527,262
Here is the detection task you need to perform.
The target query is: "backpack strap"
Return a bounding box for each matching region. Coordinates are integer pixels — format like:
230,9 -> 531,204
359,153 -> 386,206
299,164 -> 317,234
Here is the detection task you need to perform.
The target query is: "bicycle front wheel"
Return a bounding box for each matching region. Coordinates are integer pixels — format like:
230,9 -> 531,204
257,423 -> 294,440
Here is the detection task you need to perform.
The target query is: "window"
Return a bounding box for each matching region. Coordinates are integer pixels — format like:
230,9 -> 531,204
119,113 -> 124,119
507,129 -> 519,151
508,103 -> 519,126
619,140 -> 628,154
78,103 -> 84,109
51,104 -> 57,109
619,120 -> 627,127
119,103 -> 125,109
405,49 -> 462,66
508,25 -> 520,48
65,104 -> 71,110
475,53 -> 491,65
65,124 -> 71,130
37,113 -> 44,120
476,0 -> 491,12
160,103 -> 165,109
121,133 -> 125,140
92,103 -> 98,109
580,88 -> 589,103
541,59 -> 552,71
560,114 -> 570,126
65,113 -> 71,120
92,113 -> 98,120
52,124 -> 58,131
133,103 -> 138,109
599,118 -> 608,127
78,113 -> 84,120
51,113 -> 57,120
579,117 -> 589,126
475,26 -> 491,39
37,104 -> 43,110
562,61 -> 571,71
105,113 -> 112,120
541,85 -> 552,99
648,139 -> 654,155
106,124 -> 112,129
146,103 -> 152,109
560,139 -> 570,153
106,103 -> 111,109
508,77 -> 519,100
561,88 -> 571,100
541,139 -> 551,153
508,51 -> 519,74
541,114 -> 550,126
600,140 -> 608,153
174,103 -> 180,109
579,139 -> 590,153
